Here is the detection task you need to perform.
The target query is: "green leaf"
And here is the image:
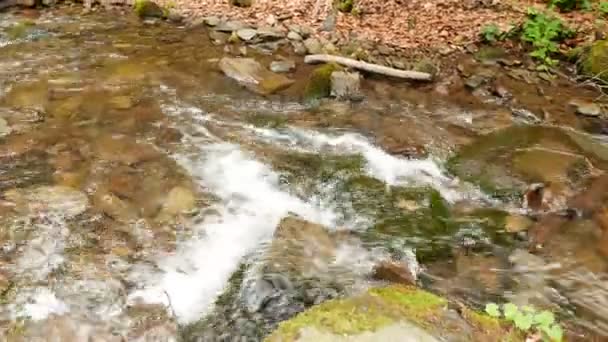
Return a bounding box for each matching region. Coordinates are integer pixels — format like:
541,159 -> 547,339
503,303 -> 518,321
533,311 -> 555,326
485,303 -> 501,318
513,312 -> 533,331
544,324 -> 563,341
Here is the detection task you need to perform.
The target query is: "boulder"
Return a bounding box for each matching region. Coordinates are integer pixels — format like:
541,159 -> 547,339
203,16 -> 221,26
134,0 -> 163,19
330,71 -> 363,101
303,63 -> 340,100
266,285 -> 524,342
569,99 -> 602,117
581,40 -> 608,83
287,31 -> 302,41
218,57 -> 294,95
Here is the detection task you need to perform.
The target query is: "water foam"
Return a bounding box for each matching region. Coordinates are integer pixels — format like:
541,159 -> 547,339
128,143 -> 348,324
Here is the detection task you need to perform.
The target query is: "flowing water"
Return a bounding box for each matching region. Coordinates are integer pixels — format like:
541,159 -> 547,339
1,6 -> 608,341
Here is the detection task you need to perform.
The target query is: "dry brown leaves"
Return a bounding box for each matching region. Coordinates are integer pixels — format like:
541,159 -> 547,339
159,0 -> 598,50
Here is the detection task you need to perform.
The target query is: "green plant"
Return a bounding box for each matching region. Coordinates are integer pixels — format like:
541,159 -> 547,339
548,0 -> 591,12
485,303 -> 563,341
521,9 -> 574,68
480,24 -> 502,43
600,1 -> 608,15
337,0 -> 355,12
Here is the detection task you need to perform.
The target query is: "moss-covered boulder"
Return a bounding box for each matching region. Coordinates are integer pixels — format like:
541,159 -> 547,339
266,285 -> 523,341
581,40 -> 608,83
304,63 -> 341,101
134,0 -> 164,19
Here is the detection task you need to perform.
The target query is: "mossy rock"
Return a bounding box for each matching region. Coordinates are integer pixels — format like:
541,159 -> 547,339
134,0 -> 164,19
581,39 -> 608,83
229,0 -> 252,7
266,285 -> 523,341
303,63 -> 341,101
336,0 -> 354,12
246,113 -> 288,128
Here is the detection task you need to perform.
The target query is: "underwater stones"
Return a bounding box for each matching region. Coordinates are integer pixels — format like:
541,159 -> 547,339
4,185 -> 88,217
160,186 -> 197,215
134,0 -> 163,19
109,95 -> 134,110
95,134 -> 160,166
92,188 -> 139,222
218,57 -> 294,95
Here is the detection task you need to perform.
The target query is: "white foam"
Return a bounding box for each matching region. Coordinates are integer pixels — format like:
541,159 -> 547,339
11,287 -> 68,321
128,143 -> 347,324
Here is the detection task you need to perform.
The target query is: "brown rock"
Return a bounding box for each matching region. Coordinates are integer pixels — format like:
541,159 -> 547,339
95,134 -> 160,166
93,188 -> 139,222
108,167 -> 139,199
372,260 -> 415,285
505,214 -> 533,233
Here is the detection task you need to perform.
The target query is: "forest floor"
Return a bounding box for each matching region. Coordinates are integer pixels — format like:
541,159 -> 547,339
159,0 -> 598,50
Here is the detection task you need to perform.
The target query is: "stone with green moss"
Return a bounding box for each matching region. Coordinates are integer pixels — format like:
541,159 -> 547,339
304,63 -> 341,101
134,0 -> 163,19
581,39 -> 608,83
6,20 -> 35,40
266,285 -> 523,341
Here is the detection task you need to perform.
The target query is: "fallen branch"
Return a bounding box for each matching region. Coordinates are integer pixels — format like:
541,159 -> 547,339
304,54 -> 433,81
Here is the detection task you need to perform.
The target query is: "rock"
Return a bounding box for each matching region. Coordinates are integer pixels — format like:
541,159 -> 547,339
256,26 -> 285,40
218,57 -> 294,95
266,14 -> 277,26
167,11 -> 183,23
134,0 -> 163,19
291,41 -> 307,55
304,63 -> 340,100
236,28 -> 257,41
464,75 -> 486,89
4,185 -> 89,217
287,31 -> 302,41
93,188 -> 139,222
161,186 -> 197,215
511,108 -> 542,124
214,20 -> 249,33
321,13 -> 336,32
203,16 -> 221,26
270,59 -> 295,73
330,71 -> 363,101
372,260 -> 416,285
569,99 -> 602,117
238,46 -> 248,56
0,118 -> 11,137
95,134 -> 160,165
322,42 -> 338,54
505,214 -> 533,233
266,285 -> 523,342
229,0 -> 251,7
209,30 -> 229,45
250,41 -> 282,54
303,37 -> 323,54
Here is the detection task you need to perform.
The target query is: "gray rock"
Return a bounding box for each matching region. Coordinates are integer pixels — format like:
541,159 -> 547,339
300,26 -> 314,38
218,57 -> 294,95
303,37 -> 322,54
330,71 -> 363,101
569,99 -> 602,117
270,60 -> 296,73
256,26 -> 286,40
0,117 -> 11,137
511,107 -> 542,124
464,75 -> 486,89
214,20 -> 249,32
209,30 -> 229,45
237,28 -> 257,41
321,13 -> 336,32
292,41 -> 307,55
167,11 -> 184,23
287,31 -> 303,41
250,41 -> 282,54
203,16 -> 221,27
323,42 -> 337,54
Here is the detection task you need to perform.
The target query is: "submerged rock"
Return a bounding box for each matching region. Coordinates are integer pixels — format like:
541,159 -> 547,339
4,185 -> 88,217
266,285 -> 523,341
218,57 -> 294,95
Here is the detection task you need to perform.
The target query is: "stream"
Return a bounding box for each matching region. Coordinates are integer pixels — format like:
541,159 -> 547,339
1,6 -> 608,341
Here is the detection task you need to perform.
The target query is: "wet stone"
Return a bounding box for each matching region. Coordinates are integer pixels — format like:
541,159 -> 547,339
569,99 -> 602,117
330,71 -> 363,101
236,28 -> 257,41
218,57 -> 294,95
270,59 -> 295,73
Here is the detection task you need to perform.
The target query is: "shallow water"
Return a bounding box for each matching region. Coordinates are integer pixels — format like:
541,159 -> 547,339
1,6 -> 608,341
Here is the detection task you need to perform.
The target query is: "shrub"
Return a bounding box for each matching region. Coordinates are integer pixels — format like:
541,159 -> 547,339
521,9 -> 574,68
485,303 -> 563,341
548,0 -> 591,12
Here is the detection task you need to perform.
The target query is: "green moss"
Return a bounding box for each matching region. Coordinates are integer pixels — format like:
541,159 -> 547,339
474,46 -> 507,62
246,114 -> 288,128
337,0 -> 354,12
581,39 -> 608,83
304,63 -> 340,101
265,286 -> 445,341
134,0 -> 163,18
274,152 -> 366,183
